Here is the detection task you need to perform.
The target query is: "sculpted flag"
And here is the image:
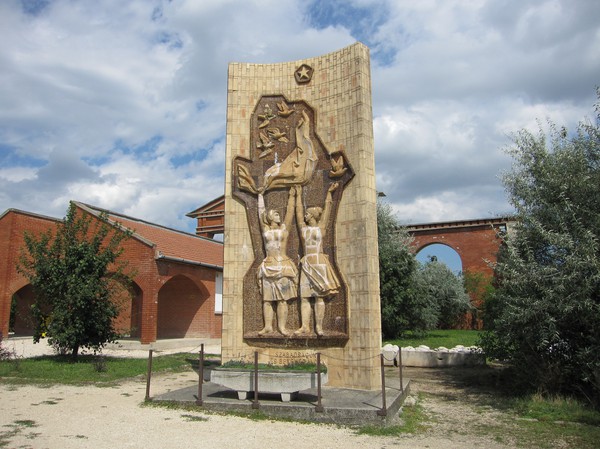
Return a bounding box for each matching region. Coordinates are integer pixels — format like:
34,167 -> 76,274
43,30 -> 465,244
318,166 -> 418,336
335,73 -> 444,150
262,110 -> 317,192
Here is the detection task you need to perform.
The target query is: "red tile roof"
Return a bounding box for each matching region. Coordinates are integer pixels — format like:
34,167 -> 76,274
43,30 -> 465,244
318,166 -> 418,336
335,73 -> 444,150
75,202 -> 223,268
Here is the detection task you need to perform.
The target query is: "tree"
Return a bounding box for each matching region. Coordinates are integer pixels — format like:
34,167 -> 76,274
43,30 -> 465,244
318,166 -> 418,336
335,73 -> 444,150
18,203 -> 132,359
413,258 -> 472,329
377,201 -> 426,338
463,270 -> 494,329
480,92 -> 600,405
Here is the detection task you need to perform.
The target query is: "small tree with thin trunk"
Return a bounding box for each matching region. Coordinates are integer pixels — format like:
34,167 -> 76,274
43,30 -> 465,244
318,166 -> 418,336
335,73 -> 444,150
18,203 -> 132,359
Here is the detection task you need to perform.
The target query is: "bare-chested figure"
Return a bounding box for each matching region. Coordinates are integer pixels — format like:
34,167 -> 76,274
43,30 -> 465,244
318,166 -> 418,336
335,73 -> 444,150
256,190 -> 298,336
293,183 -> 340,336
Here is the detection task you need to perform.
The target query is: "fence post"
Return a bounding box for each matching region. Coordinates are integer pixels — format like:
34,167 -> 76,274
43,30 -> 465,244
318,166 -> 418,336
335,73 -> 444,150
145,349 -> 153,401
196,343 -> 204,406
252,351 -> 260,409
376,353 -> 387,416
315,352 -> 324,412
398,348 -> 404,393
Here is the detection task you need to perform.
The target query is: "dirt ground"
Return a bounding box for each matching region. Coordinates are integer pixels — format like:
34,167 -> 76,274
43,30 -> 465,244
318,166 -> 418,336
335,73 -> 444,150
0,361 -> 524,449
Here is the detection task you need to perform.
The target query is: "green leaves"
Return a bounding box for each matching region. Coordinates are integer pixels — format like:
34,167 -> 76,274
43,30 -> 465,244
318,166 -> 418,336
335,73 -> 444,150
482,89 -> 600,406
17,203 -> 132,359
413,260 -> 472,329
377,201 -> 418,338
378,202 -> 473,338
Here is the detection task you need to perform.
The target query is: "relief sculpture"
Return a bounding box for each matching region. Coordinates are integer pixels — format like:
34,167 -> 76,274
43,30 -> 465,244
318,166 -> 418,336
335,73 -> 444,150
233,95 -> 353,346
256,190 -> 297,336
294,183 -> 341,336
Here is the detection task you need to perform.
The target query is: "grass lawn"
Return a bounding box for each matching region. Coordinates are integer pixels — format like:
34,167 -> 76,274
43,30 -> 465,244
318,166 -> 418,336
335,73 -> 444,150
385,329 -> 481,349
0,353 -> 209,385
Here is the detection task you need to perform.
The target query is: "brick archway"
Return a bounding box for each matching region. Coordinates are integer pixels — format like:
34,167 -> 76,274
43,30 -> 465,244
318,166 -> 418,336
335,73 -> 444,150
408,217 -> 512,277
10,284 -> 37,336
407,217 -> 514,328
416,242 -> 463,272
157,274 -> 210,339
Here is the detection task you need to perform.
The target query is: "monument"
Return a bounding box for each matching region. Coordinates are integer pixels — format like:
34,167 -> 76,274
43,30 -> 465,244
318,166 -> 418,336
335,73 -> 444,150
222,42 -> 381,389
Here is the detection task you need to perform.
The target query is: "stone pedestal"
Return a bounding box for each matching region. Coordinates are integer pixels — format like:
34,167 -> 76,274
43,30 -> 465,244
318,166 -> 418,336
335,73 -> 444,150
222,42 -> 381,389
211,368 -> 328,402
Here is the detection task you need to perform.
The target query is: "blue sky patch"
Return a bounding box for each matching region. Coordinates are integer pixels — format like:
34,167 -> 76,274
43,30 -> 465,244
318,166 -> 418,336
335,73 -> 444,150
195,100 -> 208,112
305,0 -> 395,64
155,31 -> 183,50
170,136 -> 223,168
170,148 -> 209,168
20,0 -> 50,16
82,153 -> 112,167
416,243 -> 463,275
151,6 -> 163,22
112,136 -> 163,162
0,145 -> 46,168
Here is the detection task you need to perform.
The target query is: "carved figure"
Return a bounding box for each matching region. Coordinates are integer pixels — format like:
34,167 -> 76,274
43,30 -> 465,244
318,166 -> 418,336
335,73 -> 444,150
256,190 -> 298,336
257,132 -> 274,158
329,154 -> 347,178
261,110 -> 317,193
258,104 -> 276,128
267,127 -> 289,142
293,183 -> 341,336
237,164 -> 258,194
276,101 -> 294,118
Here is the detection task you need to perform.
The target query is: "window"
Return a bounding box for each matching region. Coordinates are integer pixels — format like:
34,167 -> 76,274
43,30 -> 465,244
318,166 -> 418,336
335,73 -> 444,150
215,272 -> 223,314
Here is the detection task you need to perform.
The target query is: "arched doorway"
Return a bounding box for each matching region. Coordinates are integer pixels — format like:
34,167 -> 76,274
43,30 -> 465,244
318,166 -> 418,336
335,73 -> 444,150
10,285 -> 37,336
10,281 -> 143,339
110,280 -> 142,339
157,275 -> 209,339
416,243 -> 463,274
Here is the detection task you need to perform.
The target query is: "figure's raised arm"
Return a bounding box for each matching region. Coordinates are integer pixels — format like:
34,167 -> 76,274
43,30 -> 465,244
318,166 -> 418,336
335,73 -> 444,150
284,187 -> 295,229
258,193 -> 266,232
294,186 -> 304,231
319,182 -> 339,234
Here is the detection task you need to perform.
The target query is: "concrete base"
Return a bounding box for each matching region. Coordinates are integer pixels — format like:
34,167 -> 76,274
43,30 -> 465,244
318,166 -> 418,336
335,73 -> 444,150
154,367 -> 409,426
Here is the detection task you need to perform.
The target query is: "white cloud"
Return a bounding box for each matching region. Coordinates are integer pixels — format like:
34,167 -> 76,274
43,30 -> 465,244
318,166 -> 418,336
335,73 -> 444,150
0,0 -> 597,234
0,166 -> 37,182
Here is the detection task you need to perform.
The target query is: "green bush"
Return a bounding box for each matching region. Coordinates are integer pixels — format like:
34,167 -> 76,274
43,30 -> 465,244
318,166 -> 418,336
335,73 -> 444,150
481,90 -> 600,407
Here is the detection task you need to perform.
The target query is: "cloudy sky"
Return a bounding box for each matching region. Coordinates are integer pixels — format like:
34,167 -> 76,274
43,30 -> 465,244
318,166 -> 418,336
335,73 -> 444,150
1,0 -> 598,235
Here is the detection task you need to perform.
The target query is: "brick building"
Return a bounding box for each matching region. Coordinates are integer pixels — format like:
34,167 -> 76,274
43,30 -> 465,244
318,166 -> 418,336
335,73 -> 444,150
0,201 -> 223,344
186,195 -> 224,239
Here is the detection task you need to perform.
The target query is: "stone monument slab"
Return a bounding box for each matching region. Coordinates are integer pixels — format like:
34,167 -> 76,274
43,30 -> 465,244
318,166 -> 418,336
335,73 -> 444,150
222,42 -> 381,389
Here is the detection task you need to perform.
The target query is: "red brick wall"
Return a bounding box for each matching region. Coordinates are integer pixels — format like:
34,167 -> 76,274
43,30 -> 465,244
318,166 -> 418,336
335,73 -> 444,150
111,280 -> 143,338
0,211 -> 58,338
158,275 -> 207,338
155,262 -> 222,340
1,208 -> 223,343
411,225 -> 503,329
411,226 -> 501,277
